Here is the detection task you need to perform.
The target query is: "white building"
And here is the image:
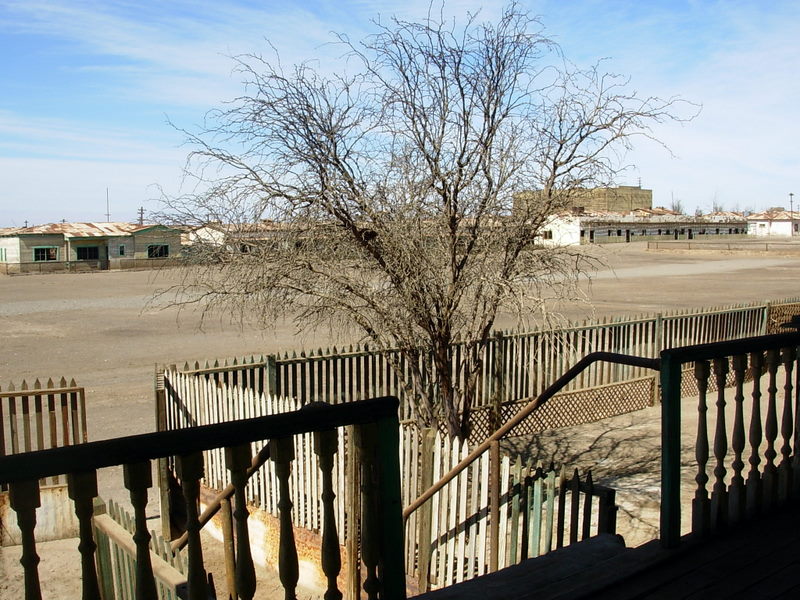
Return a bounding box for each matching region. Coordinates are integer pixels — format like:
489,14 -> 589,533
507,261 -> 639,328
536,209 -> 747,246
747,210 -> 800,237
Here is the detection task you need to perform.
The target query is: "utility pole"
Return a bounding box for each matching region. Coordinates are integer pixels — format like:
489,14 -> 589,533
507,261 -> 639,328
105,188 -> 111,222
790,192 -> 794,236
137,207 -> 145,225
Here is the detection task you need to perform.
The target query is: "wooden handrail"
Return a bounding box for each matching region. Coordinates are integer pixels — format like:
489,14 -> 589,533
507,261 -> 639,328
402,352 -> 660,520
0,396 -> 399,484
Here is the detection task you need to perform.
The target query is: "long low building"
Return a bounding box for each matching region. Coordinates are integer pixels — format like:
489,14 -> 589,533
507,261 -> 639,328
538,209 -> 748,246
0,222 -> 182,274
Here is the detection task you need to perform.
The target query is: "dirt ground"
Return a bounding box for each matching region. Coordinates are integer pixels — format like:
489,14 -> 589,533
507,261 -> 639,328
1,241 -> 799,597
2,241 -> 798,445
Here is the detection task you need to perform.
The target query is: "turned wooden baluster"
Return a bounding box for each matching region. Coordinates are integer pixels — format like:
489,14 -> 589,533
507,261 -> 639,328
794,348 -> 800,496
270,437 -> 299,600
67,470 -> 101,600
226,444 -> 256,600
710,357 -> 729,530
314,428 -> 343,600
763,349 -> 780,508
692,360 -> 711,535
746,351 -> 764,516
123,461 -> 158,600
356,423 -> 380,600
176,452 -> 209,600
728,355 -> 748,523
10,479 -> 42,600
778,347 -> 796,501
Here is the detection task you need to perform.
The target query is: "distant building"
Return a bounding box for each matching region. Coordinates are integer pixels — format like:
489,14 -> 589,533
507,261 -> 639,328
746,210 -> 800,237
535,209 -> 747,246
568,185 -> 653,212
516,185 -> 653,215
0,222 -> 182,274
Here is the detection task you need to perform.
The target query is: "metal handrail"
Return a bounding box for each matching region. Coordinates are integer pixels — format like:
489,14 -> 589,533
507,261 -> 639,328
402,352 -> 660,520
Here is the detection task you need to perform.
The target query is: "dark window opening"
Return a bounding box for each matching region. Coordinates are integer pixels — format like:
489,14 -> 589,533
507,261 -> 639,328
76,246 -> 100,260
147,244 -> 169,258
542,230 -> 553,240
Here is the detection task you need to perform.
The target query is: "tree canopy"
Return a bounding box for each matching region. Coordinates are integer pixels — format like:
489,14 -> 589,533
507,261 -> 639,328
160,3 -> 691,439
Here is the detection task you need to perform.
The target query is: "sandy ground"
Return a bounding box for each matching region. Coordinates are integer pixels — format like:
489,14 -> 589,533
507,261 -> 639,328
1,241 -> 800,597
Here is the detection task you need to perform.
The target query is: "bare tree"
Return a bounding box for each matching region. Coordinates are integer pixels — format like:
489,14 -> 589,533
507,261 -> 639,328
160,4 -> 690,439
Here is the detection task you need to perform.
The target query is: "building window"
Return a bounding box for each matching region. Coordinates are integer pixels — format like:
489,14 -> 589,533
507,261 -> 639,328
33,247 -> 58,262
542,230 -> 553,240
147,244 -> 169,258
0,248 -> 5,262
76,246 -> 100,260
119,245 -> 126,256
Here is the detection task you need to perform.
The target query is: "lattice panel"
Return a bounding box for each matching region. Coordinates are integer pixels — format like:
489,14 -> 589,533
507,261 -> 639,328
469,377 -> 655,442
679,361 -> 757,398
767,302 -> 800,334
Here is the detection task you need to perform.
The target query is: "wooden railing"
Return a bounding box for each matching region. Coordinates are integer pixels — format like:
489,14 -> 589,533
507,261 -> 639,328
407,427 -> 617,593
0,397 -> 406,600
401,352 -> 655,591
660,331 -> 800,548
0,377 -> 87,486
92,499 -> 188,599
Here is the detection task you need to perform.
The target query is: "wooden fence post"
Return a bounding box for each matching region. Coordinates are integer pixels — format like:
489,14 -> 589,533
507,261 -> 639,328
660,352 -> 682,548
762,302 -> 772,335
346,427 -> 361,600
416,429 -> 436,592
154,364 -> 173,541
266,355 -> 278,398
491,333 -> 505,431
488,440 -> 500,573
220,497 -> 237,600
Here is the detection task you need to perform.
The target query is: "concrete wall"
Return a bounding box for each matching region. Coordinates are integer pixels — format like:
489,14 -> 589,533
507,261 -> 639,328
107,236 -> 131,259
18,234 -> 65,263
133,228 -> 182,260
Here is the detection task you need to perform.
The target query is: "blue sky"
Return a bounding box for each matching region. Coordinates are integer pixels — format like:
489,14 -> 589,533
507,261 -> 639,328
1,0 -> 798,226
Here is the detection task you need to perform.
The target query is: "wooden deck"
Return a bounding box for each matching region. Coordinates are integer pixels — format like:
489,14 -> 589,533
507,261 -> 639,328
414,505 -> 800,600
590,506 -> 800,599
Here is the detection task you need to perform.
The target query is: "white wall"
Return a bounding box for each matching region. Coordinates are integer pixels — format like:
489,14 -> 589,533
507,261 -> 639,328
0,237 -> 20,263
748,220 -> 794,237
539,216 -> 581,246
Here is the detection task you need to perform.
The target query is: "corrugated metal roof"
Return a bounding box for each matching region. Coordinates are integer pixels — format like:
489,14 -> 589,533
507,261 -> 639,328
747,210 -> 799,221
1,222 -> 165,238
